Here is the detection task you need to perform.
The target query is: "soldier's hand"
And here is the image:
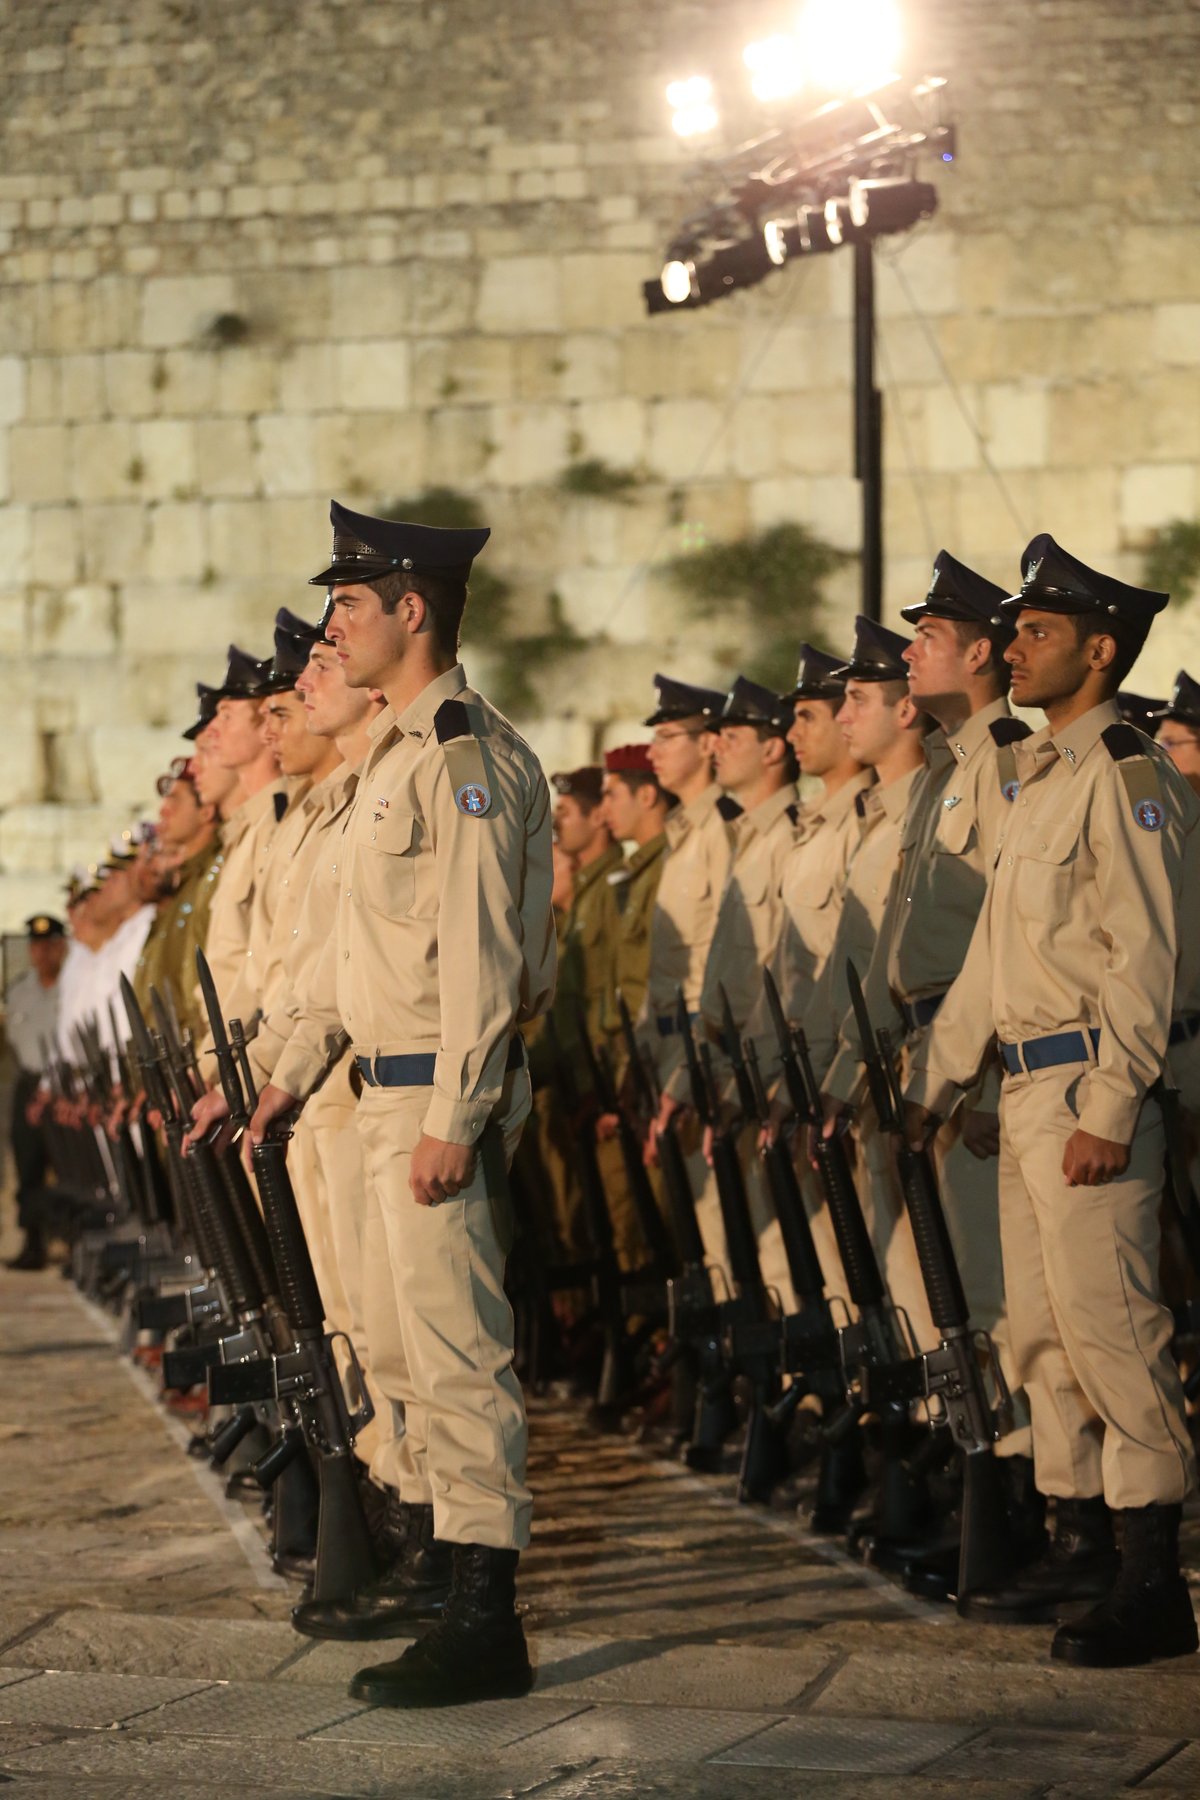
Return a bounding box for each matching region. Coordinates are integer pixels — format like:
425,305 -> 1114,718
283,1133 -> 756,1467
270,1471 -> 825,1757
701,1122 -> 715,1168
184,1086 -> 231,1151
410,1134 -> 476,1206
819,1092 -> 850,1141
247,1083 -> 298,1157
1063,1128 -> 1130,1188
903,1101 -> 939,1152
962,1108 -> 1000,1160
595,1110 -> 620,1143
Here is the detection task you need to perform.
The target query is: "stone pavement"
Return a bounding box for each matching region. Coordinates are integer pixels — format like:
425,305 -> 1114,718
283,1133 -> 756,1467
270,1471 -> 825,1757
2,1268 -> 1200,1798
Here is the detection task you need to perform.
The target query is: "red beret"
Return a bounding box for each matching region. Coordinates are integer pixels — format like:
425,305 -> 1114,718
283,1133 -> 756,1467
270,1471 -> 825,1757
604,743 -> 653,776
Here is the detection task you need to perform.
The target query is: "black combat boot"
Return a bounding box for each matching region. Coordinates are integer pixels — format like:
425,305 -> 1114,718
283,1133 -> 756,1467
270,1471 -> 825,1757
349,1543 -> 533,1707
903,1452 -> 1048,1603
957,1494 -> 1117,1623
1051,1503 -> 1198,1666
291,1498 -> 452,1640
5,1228 -> 47,1271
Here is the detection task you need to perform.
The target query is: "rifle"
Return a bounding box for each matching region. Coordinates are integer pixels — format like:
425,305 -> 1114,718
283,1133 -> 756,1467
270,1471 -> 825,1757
678,994 -> 786,1501
196,947 -> 376,1603
616,993 -> 736,1460
846,959 -> 1017,1599
574,1000 -> 675,1277
764,968 -> 937,1541
544,1010 -> 638,1416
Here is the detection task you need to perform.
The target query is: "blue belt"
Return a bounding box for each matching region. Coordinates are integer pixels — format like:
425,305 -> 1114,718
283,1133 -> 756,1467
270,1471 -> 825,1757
1169,1013 -> 1200,1048
999,1028 -> 1101,1077
656,1011 -> 701,1038
356,1037 -> 525,1089
901,993 -> 945,1032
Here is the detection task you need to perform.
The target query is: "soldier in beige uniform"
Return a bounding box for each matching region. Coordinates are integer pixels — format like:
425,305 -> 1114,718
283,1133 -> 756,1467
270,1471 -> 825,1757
661,676 -> 798,1299
249,502 -> 555,1708
906,535 -> 1199,1667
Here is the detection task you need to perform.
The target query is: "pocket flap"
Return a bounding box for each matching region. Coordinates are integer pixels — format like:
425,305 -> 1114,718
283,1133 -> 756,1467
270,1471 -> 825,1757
362,810 -> 417,854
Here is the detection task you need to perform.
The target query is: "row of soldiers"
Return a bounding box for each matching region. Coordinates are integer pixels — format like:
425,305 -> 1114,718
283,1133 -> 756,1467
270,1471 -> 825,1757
7,501 -> 1200,1704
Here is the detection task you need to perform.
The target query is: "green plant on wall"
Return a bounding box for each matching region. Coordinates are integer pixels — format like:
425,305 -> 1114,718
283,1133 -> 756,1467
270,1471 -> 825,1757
1143,520 -> 1200,604
662,521 -> 852,692
489,592 -> 585,719
557,457 -> 643,503
374,486 -> 514,624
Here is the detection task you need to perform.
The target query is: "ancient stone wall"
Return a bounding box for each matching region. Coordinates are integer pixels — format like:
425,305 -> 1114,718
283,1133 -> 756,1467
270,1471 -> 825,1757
0,0 -> 1198,922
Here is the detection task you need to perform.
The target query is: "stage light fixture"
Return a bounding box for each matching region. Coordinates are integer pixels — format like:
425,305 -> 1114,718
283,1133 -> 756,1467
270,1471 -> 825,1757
667,75 -> 719,138
744,34 -> 806,103
660,258 -> 697,303
822,195 -> 866,246
642,277 -> 703,316
797,205 -> 837,253
797,0 -> 902,95
764,214 -> 804,265
847,175 -> 938,234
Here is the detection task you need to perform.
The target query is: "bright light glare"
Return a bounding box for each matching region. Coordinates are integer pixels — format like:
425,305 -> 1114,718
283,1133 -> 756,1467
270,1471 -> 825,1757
796,0 -> 902,93
763,219 -> 790,266
667,75 -> 719,137
743,34 -> 805,103
661,260 -> 695,303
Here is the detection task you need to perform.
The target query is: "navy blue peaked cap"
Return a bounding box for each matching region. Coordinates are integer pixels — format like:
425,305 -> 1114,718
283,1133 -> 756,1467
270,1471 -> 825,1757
1152,669 -> 1200,728
717,675 -> 791,735
218,643 -> 275,700
182,681 -> 220,742
310,499 -> 491,588
901,550 -> 1012,642
270,607 -> 325,687
644,672 -> 728,727
1000,534 -> 1169,637
1117,690 -> 1167,735
790,643 -> 848,700
831,616 -> 913,682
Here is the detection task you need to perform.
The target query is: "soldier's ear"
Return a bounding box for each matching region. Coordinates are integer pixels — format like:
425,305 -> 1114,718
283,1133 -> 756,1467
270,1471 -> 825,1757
1087,631 -> 1118,673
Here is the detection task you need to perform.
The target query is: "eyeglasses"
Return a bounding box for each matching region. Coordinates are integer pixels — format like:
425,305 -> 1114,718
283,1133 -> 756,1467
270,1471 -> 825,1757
1157,735 -> 1198,753
651,727 -> 705,745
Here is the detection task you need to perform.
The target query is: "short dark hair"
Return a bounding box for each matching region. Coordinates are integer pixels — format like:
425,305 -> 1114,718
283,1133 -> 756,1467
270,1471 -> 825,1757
751,723 -> 799,784
1067,614 -> 1143,691
949,620 -> 1013,695
615,767 -> 675,810
371,569 -> 468,657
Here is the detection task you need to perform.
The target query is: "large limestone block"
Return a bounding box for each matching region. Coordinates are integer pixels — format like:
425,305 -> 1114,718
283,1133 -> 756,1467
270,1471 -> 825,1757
1046,382 -> 1137,469
410,261 -> 479,334
623,325 -> 740,402
338,340 -> 410,411
560,253 -> 648,331
91,725 -> 186,808
924,385 -> 982,472
519,713 -> 595,773
279,344 -> 338,413
215,349 -> 280,416
141,275 -> 237,348
79,502 -> 149,584
1153,304 -> 1200,367
1036,467 -> 1120,553
59,354 -> 106,422
876,229 -> 960,319
58,805 -> 121,865
413,338 -> 515,406
477,257 -> 561,334
119,584 -> 244,657
329,265 -> 410,339
28,506 -> 81,586
555,334 -> 622,401
102,351 -> 159,418
255,413 -> 317,496
193,418 -> 256,496
1119,463 -> 1199,539
1139,370 -> 1200,461
485,404 -> 570,485
805,475 -> 866,552
30,584 -> 117,656
571,396 -> 646,466
0,873 -> 67,933
0,505 -> 31,581
645,399 -> 727,480
144,502 -> 206,580
1117,227 -> 1200,304
0,704 -> 41,805
9,423 -> 70,503
0,806 -> 64,874
0,589 -> 28,652
153,350 -> 218,418
206,499 -> 275,579
981,384 -> 1048,470
0,357 -> 25,425
70,420 -> 139,502
951,471 -> 1037,556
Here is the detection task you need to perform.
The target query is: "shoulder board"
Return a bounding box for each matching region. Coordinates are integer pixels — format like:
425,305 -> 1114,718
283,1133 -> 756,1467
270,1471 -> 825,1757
716,795 -> 743,822
434,698 -> 473,744
1101,722 -> 1148,762
854,790 -> 868,819
989,718 -> 1032,747
785,802 -> 800,826
1100,724 -> 1165,830
273,791 -> 288,823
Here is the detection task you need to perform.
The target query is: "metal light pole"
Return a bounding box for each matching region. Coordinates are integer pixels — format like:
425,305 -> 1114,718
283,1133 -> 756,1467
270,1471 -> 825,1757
853,239 -> 883,623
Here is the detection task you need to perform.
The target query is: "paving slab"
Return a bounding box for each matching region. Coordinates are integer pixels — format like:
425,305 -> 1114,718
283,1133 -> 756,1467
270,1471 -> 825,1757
1137,1740 -> 1200,1787
496,1700 -> 782,1762
2,1606 -> 300,1679
533,1768 -> 1042,1800
533,1638 -> 837,1708
711,1712 -> 978,1773
921,1724 -> 1183,1787
0,1669 -> 213,1728
311,1692 -> 593,1750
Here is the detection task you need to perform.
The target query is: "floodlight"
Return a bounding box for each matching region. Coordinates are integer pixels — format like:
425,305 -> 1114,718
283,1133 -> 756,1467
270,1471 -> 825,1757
797,205 -> 837,253
693,235 -> 774,300
667,75 -> 719,138
796,0 -> 902,95
744,34 -> 805,104
764,214 -> 804,265
660,258 -> 698,303
847,176 -> 938,234
822,195 -> 866,246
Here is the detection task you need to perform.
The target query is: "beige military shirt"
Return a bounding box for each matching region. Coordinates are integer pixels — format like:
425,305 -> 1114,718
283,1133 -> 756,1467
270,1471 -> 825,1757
274,663 -> 556,1148
201,784 -> 281,1021
638,782 -> 733,1085
909,698 -> 1200,1144
824,700 -> 1017,1099
250,764 -> 360,1119
805,764 -> 921,1084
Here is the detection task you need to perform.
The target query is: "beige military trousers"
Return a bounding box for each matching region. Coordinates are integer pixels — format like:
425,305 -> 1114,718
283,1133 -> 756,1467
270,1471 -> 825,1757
999,1067 -> 1195,1508
690,1130 -> 796,1316
354,1069 -> 533,1550
288,1115 -> 352,1343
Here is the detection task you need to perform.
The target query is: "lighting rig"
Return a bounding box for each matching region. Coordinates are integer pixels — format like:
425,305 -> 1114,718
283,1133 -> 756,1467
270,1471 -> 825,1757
645,3 -> 955,621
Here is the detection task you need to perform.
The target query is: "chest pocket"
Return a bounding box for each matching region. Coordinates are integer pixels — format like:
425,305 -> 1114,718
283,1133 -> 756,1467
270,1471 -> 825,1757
1013,822 -> 1080,924
932,798 -> 977,859
357,810 -> 418,918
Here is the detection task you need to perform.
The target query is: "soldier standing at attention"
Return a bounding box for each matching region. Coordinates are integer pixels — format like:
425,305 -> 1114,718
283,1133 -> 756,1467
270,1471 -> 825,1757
3,916 -> 67,1271
1154,671 -> 1200,797
906,535 -> 1199,1667
249,501 -> 555,1708
598,742 -> 672,1039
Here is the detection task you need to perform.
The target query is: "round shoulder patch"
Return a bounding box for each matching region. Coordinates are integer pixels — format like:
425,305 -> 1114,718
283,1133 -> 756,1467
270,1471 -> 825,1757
1002,780 -> 1019,803
1135,797 -> 1164,832
455,781 -> 492,817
